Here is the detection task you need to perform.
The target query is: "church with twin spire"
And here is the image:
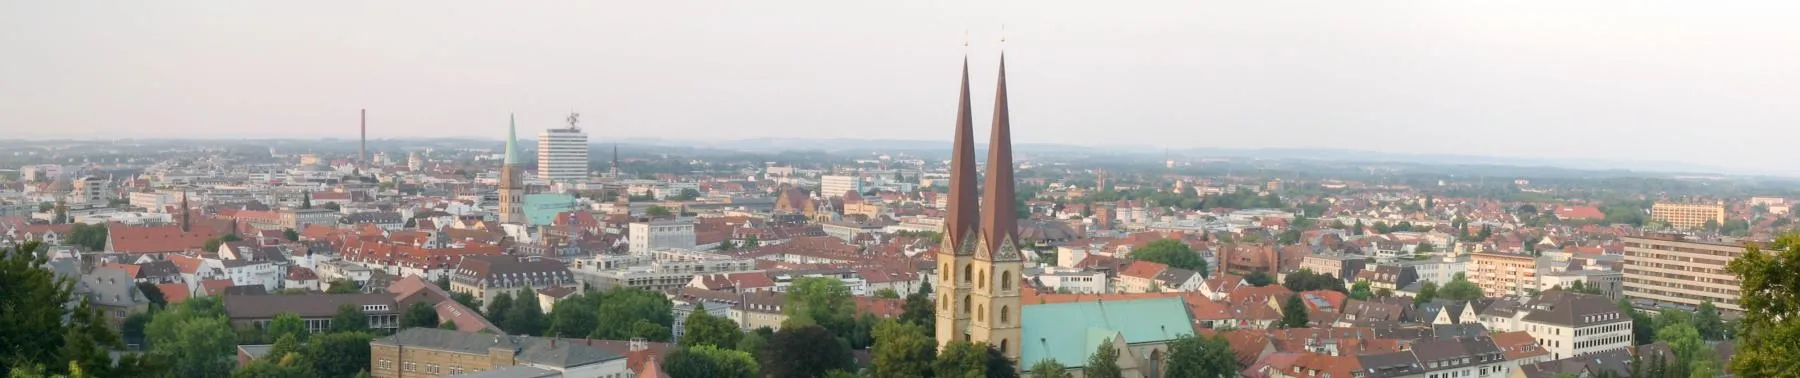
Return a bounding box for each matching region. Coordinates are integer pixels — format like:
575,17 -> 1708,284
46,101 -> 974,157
936,54 -> 1025,362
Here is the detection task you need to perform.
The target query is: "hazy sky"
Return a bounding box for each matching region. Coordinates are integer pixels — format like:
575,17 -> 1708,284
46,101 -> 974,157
4,1 -> 1800,173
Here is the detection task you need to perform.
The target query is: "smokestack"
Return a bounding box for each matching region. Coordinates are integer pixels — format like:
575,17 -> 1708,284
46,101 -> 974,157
360,109 -> 367,168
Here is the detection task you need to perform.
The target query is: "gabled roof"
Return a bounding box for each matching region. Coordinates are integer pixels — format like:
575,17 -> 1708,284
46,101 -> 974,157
1119,260 -> 1168,279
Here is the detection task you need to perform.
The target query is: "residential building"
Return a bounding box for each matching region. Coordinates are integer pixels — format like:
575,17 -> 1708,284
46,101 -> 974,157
450,255 -> 576,304
1356,336 -> 1509,378
76,267 -> 152,330
1477,292 -> 1632,361
1649,201 -> 1726,230
536,123 -> 589,183
71,176 -> 109,205
1472,252 -> 1541,298
223,293 -> 401,334
1621,234 -> 1752,312
369,328 -> 629,378
627,219 -> 695,254
671,300 -> 732,344
280,208 -> 341,231
1299,254 -> 1367,285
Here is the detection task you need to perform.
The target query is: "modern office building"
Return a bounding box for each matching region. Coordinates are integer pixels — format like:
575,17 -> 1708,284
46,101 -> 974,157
536,118 -> 589,183
1649,201 -> 1726,230
1621,234 -> 1753,312
627,219 -> 696,254
818,175 -> 861,199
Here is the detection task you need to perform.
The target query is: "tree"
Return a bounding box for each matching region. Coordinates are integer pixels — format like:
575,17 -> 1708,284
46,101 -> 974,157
305,331 -> 374,378
1281,295 -> 1310,328
872,319 -> 935,378
1084,338 -> 1124,378
301,191 -> 312,209
0,242 -> 136,376
873,288 -> 901,299
1281,269 -> 1347,293
450,291 -> 482,314
1619,298 -> 1656,346
1438,273 -> 1484,301
65,223 -> 107,251
150,313 -> 236,378
735,327 -> 770,355
1693,301 -> 1725,341
1726,233 -> 1800,376
1164,333 -> 1239,378
283,228 -> 299,241
322,202 -> 341,211
783,277 -> 856,338
326,278 -> 360,294
1477,224 -> 1493,241
1350,280 -> 1374,301
547,293 -> 598,338
1352,219 -> 1365,236
485,291 -> 515,331
591,287 -> 675,341
714,239 -> 737,251
328,304 -> 368,334
400,301 -> 439,329
1029,358 -> 1069,378
1376,288 -> 1394,298
933,341 -> 1004,378
503,288 -> 547,335
1130,239 -> 1208,276
681,304 -> 742,349
137,282 -> 167,309
1415,281 -> 1439,307
1656,323 -> 1711,378
899,293 -> 935,330
762,325 -> 854,378
1244,271 -> 1274,287
1416,241 -> 1436,253
742,234 -> 761,249
646,205 -> 674,218
663,345 -> 759,378
266,312 -> 308,343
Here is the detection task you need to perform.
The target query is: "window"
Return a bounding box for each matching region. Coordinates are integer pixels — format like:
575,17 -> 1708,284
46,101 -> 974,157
378,360 -> 391,370
404,362 -> 417,372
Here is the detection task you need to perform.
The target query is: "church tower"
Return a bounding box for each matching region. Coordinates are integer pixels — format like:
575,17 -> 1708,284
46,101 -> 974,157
936,57 -> 981,350
968,55 -> 1024,361
498,114 -> 526,224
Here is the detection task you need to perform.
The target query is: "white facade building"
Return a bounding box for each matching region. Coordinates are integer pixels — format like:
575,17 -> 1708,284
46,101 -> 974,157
818,175 -> 861,198
628,219 -> 696,254
537,126 -> 589,183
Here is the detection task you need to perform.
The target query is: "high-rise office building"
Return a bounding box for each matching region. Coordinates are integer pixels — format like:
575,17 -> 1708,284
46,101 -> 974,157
537,114 -> 590,183
818,175 -> 861,199
1622,234 -> 1754,312
1650,201 -> 1726,229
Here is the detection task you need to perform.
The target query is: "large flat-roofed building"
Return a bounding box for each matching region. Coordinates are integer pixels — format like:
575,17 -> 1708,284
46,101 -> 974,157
818,175 -> 860,199
627,219 -> 695,254
1472,252 -> 1541,298
1622,234 -> 1753,312
536,124 -> 589,183
1650,201 -> 1726,230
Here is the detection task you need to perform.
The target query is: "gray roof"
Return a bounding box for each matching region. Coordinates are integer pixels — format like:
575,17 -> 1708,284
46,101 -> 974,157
1410,336 -> 1505,372
372,328 -> 623,369
450,366 -> 560,378
1520,291 -> 1626,327
1518,349 -> 1633,378
136,260 -> 181,280
1155,267 -> 1199,285
78,267 -> 148,308
224,293 -> 396,319
238,345 -> 274,361
1431,323 -> 1488,339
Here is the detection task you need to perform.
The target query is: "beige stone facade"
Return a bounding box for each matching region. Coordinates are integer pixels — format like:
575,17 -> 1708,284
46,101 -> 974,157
1650,201 -> 1725,230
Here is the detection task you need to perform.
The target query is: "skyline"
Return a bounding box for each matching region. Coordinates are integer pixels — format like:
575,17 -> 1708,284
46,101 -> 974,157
6,1 -> 1800,174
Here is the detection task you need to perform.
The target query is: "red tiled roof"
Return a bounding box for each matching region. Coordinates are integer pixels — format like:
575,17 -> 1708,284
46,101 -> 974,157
286,266 -> 319,281
1119,260 -> 1169,279
99,262 -> 141,279
199,279 -> 234,296
854,297 -> 906,318
156,282 -> 193,304
107,224 -> 219,254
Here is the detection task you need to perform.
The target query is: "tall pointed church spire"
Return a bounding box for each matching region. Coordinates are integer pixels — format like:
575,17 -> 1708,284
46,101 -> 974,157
979,54 -> 1018,258
504,113 -> 519,166
943,56 -> 981,254
180,190 -> 190,233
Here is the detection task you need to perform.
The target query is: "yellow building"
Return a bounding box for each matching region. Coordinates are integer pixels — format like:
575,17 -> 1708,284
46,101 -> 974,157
1650,201 -> 1725,230
1471,252 -> 1539,298
1622,234 -> 1753,312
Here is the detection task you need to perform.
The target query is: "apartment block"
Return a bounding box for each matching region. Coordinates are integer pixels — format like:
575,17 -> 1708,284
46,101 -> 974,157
1621,234 -> 1752,312
1649,201 -> 1725,230
1471,252 -> 1540,298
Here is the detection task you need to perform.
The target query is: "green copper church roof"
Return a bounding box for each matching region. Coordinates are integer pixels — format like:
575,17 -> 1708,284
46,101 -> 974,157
504,113 -> 519,166
1019,297 -> 1195,369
